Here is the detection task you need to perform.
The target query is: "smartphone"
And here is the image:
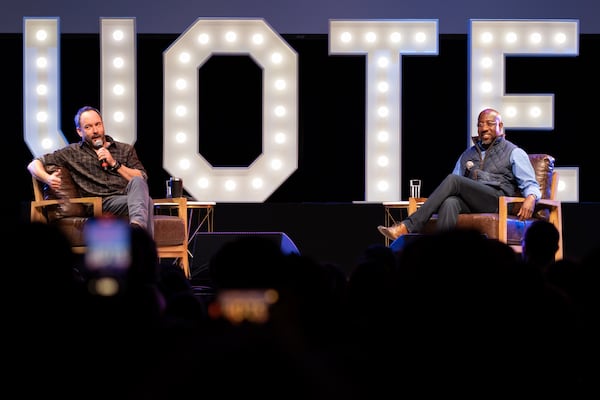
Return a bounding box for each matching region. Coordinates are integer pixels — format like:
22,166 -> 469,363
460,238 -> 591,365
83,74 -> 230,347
208,289 -> 279,324
83,217 -> 131,295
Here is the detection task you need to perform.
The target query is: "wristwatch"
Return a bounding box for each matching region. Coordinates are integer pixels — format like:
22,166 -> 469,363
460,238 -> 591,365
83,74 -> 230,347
110,160 -> 122,171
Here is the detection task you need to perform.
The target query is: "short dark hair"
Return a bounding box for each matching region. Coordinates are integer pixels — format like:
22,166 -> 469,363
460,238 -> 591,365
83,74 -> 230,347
74,106 -> 101,130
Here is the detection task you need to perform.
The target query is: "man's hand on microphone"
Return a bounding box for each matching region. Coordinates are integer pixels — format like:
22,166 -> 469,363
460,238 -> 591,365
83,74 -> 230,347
96,147 -> 112,163
95,147 -> 115,170
464,160 -> 474,177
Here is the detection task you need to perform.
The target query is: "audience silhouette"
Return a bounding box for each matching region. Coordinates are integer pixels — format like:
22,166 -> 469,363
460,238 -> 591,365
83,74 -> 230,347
11,220 -> 596,398
521,219 -> 561,271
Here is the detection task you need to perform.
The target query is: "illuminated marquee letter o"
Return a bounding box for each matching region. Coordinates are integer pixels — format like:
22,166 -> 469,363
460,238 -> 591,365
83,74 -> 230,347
163,18 -> 298,202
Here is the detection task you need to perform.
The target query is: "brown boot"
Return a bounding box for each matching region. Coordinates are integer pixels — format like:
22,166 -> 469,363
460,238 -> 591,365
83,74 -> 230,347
377,223 -> 409,241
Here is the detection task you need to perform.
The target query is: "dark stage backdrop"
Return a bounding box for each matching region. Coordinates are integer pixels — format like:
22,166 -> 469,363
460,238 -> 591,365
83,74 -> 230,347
9,33 -> 600,211
2,2 -> 600,35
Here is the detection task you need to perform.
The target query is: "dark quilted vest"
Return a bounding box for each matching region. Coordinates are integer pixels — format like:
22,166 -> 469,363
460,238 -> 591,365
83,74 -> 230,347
460,138 -> 520,197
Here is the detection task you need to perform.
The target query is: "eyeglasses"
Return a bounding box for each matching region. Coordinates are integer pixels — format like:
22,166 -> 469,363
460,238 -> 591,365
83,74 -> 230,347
477,120 -> 498,128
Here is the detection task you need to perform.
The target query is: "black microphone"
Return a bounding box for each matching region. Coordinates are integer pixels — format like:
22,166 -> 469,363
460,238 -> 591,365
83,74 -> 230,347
93,139 -> 108,171
464,160 -> 474,177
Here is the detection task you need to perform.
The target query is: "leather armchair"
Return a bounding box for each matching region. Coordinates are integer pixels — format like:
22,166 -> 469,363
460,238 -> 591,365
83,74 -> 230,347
30,165 -> 190,277
407,154 -> 563,260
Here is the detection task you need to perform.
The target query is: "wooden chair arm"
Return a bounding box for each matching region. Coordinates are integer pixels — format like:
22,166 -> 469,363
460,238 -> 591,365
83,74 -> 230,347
498,196 -> 563,259
498,196 -> 562,214
153,197 -> 187,204
153,197 -> 188,218
408,197 -> 427,215
30,196 -> 103,222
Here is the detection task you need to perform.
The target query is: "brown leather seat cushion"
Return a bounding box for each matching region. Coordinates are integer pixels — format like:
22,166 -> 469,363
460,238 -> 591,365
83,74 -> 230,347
420,214 -> 535,245
56,216 -> 186,247
153,215 -> 187,246
43,166 -> 185,248
420,154 -> 554,245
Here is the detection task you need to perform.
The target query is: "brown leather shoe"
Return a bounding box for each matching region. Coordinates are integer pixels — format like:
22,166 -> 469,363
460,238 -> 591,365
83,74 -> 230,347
377,223 -> 409,241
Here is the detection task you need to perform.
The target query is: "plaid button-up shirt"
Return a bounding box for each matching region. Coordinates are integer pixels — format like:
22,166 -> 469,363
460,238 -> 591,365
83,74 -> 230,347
38,135 -> 148,198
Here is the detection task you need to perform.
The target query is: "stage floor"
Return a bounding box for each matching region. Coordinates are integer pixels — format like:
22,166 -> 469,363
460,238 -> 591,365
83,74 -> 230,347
19,201 -> 599,277
187,202 -> 599,277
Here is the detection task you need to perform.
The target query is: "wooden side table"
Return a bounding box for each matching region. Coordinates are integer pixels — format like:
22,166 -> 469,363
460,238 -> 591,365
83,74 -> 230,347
154,200 -> 216,253
382,201 -> 410,246
382,199 -> 426,246
186,201 -> 216,239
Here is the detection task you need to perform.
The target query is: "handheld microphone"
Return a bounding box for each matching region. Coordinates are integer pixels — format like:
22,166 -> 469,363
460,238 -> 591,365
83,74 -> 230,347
464,160 -> 474,177
93,139 -> 108,171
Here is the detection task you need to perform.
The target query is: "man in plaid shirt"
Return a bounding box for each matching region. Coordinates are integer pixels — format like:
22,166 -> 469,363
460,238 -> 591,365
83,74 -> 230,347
27,105 -> 154,236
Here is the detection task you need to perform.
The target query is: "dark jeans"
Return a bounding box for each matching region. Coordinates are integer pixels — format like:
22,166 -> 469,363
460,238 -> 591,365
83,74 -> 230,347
403,174 -> 504,233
